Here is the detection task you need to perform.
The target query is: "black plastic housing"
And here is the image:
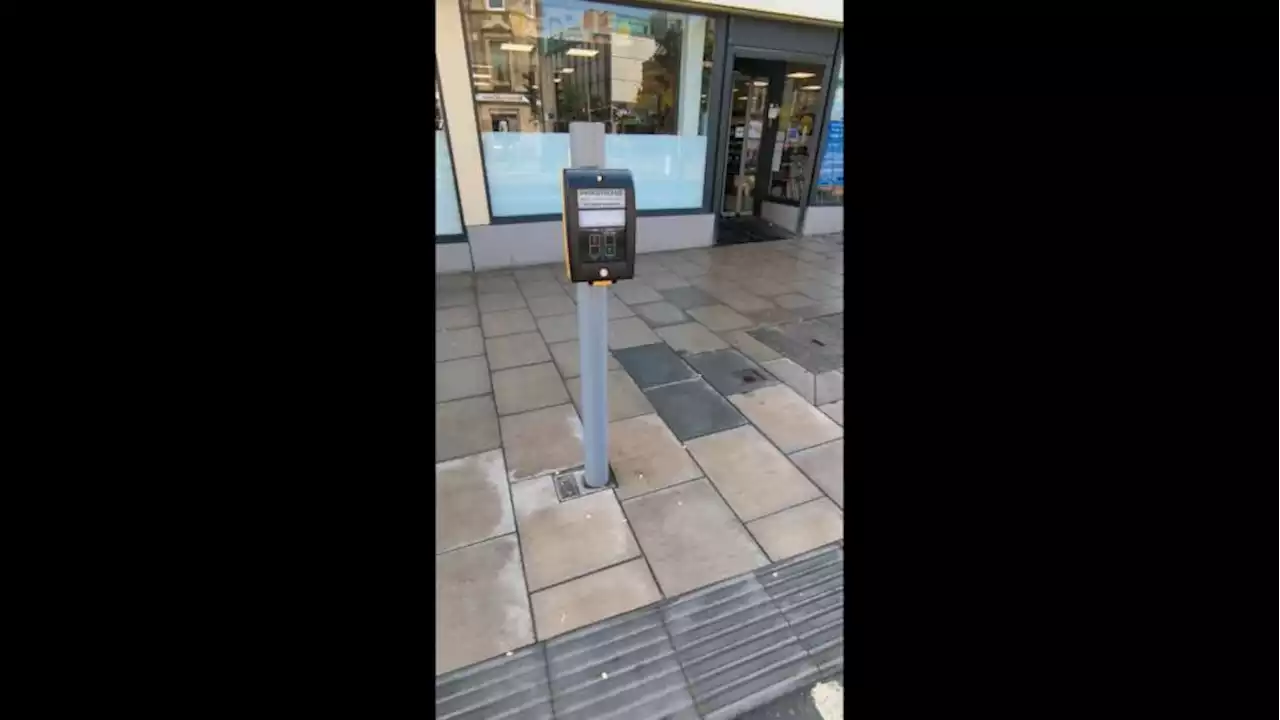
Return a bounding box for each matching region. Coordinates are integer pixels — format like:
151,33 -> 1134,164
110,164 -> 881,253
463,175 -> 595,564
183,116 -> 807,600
561,168 -> 637,283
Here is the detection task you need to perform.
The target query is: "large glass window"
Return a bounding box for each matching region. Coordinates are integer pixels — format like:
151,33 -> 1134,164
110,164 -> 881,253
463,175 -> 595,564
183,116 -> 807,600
462,0 -> 717,217
436,75 -> 465,236
812,57 -> 844,206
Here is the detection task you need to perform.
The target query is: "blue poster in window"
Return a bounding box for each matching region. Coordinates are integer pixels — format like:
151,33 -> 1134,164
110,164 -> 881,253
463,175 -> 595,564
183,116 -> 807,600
817,120 -> 843,188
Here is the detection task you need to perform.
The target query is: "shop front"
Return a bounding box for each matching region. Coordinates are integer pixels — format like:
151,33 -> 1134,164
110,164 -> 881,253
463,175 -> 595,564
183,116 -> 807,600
435,0 -> 843,272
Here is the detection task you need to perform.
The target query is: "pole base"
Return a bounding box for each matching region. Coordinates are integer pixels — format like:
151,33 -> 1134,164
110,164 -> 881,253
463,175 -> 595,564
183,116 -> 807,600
552,465 -> 618,502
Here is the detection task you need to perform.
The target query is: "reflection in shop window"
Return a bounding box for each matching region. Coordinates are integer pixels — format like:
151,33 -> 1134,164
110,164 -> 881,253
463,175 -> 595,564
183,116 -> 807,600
461,0 -> 717,216
812,58 -> 844,207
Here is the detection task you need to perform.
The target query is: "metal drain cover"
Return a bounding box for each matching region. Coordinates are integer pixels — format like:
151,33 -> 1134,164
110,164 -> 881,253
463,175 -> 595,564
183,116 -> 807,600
552,465 -> 617,502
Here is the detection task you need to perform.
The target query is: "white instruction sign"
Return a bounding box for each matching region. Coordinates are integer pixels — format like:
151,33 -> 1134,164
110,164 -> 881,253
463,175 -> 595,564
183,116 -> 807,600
577,188 -> 626,209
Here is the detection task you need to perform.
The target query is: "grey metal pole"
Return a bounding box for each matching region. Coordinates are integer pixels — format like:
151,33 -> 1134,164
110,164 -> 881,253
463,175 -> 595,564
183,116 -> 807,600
569,122 -> 610,489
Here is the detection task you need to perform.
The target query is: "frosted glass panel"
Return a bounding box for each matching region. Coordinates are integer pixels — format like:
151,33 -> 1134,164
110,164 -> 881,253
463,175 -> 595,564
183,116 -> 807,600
436,131 -> 464,235
483,132 -> 706,217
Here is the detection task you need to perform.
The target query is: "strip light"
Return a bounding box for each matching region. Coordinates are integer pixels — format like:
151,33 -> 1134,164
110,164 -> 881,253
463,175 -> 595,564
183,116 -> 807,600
566,48 -> 598,57
500,42 -> 534,52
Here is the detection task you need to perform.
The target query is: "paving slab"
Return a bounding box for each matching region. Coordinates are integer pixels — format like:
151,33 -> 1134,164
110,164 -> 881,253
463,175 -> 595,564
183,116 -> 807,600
797,283 -> 842,301
742,278 -> 794,297
607,295 -> 636,319
613,342 -> 697,389
719,329 -> 783,364
774,292 -> 819,310
644,378 -> 747,442
535,312 -> 578,343
478,291 -> 527,313
485,330 -> 551,371
476,274 -> 519,294
527,293 -> 575,318
512,475 -> 641,591
437,305 -> 479,330
530,559 -> 662,642
612,281 -> 664,305
514,266 -> 558,283
660,286 -> 717,309
435,288 -> 475,309
607,413 -> 703,499
793,300 -> 844,320
713,289 -> 776,314
815,370 -> 843,405
742,307 -> 802,327
644,272 -> 692,290
436,273 -> 474,292
547,339 -> 621,379
436,325 -> 485,362
519,279 -> 567,299
819,400 -> 843,426
763,358 -> 815,403
435,449 -> 514,554
500,403 -> 585,481
687,304 -> 754,332
684,425 -> 823,522
435,356 -> 491,403
684,348 -> 778,397
607,316 -> 662,350
492,362 -> 569,416
730,384 -> 843,453
481,307 -> 538,337
631,300 -> 690,328
436,394 -> 501,463
655,321 -> 730,355
789,440 -> 844,508
746,498 -> 843,562
436,535 -> 534,674
622,478 -> 769,597
748,321 -> 844,373
566,369 -> 654,422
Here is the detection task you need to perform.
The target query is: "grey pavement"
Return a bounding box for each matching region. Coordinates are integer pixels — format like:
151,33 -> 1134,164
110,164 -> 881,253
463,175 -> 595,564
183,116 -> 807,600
435,234 -> 846,682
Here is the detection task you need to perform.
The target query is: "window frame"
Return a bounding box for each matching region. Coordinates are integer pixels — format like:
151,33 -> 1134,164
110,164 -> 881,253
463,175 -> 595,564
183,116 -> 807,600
806,32 -> 844,211
434,70 -> 469,243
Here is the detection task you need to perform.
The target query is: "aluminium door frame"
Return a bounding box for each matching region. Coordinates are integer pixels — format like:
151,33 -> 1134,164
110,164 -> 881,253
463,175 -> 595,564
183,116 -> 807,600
710,45 -> 836,235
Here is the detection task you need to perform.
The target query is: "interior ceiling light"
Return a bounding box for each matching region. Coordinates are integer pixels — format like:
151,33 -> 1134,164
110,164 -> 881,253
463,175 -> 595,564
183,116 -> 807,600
566,48 -> 598,57
801,85 -> 822,90
787,71 -> 816,79
558,67 -> 574,73
500,42 -> 534,52
752,80 -> 768,87
473,73 -> 492,79
554,77 -> 562,83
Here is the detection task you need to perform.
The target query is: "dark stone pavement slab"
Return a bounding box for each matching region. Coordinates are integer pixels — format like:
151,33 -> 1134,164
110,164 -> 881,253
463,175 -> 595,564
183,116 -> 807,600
643,378 -> 747,441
